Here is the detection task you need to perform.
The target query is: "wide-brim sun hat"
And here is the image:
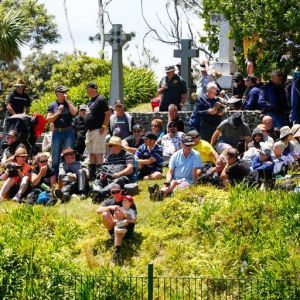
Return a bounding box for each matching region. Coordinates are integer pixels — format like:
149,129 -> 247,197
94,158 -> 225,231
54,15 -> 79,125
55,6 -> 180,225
107,136 -> 123,147
279,126 -> 292,140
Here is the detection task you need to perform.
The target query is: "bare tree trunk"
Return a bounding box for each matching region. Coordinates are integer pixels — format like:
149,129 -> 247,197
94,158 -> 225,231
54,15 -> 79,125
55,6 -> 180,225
98,0 -> 105,59
62,0 -> 78,55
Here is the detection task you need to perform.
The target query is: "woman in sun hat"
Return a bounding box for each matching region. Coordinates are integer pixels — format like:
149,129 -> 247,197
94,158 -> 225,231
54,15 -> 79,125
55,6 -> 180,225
279,126 -> 293,156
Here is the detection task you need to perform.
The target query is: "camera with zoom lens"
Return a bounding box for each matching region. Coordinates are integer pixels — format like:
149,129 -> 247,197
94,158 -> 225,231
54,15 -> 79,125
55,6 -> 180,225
6,162 -> 22,177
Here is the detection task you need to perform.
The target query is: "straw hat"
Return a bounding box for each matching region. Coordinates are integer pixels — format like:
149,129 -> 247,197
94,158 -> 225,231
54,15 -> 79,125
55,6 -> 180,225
279,126 -> 292,140
107,136 -> 122,147
15,79 -> 27,87
14,147 -> 28,157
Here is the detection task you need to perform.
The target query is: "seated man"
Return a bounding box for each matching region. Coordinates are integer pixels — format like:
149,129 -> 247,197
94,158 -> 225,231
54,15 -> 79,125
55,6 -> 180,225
220,148 -> 251,187
272,141 -> 289,176
1,130 -> 23,166
252,143 -> 274,187
96,183 -> 137,264
109,100 -> 134,140
188,130 -> 218,168
92,136 -> 134,203
56,147 -> 90,202
135,132 -> 163,180
158,121 -> 184,165
211,112 -> 251,154
149,135 -> 202,200
166,104 -> 185,133
122,124 -> 144,154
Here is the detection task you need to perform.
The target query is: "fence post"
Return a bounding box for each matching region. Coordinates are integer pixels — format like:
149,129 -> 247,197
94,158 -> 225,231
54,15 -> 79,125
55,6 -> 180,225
148,264 -> 153,300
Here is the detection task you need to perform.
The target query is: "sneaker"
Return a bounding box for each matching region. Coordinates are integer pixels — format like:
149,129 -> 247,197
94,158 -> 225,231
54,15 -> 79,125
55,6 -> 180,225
80,194 -> 87,200
148,184 -> 159,201
112,250 -> 121,265
12,193 -> 21,203
54,189 -> 63,199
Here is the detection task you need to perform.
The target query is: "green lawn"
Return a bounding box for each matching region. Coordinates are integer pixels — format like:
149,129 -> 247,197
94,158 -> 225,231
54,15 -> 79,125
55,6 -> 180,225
0,181 -> 299,280
128,102 -> 153,113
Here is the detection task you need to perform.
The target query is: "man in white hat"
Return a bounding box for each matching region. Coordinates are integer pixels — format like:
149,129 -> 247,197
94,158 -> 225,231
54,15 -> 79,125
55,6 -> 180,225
157,65 -> 187,111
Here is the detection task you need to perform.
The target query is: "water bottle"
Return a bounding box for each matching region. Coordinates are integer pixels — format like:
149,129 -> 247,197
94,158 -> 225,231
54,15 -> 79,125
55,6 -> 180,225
40,183 -> 50,191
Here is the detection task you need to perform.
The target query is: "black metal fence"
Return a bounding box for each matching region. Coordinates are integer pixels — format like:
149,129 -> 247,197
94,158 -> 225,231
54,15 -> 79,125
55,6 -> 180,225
0,265 -> 299,299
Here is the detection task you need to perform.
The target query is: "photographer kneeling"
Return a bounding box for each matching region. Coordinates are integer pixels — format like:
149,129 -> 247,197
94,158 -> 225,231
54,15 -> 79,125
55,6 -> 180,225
26,153 -> 57,205
56,147 -> 89,202
0,148 -> 32,202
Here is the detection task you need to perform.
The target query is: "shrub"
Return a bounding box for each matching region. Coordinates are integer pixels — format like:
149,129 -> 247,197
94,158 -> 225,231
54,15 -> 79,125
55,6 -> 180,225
31,68 -> 157,115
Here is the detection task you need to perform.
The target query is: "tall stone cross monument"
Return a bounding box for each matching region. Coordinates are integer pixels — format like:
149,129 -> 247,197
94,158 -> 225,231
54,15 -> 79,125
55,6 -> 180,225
211,14 -> 235,89
105,24 -> 131,106
174,39 -> 199,111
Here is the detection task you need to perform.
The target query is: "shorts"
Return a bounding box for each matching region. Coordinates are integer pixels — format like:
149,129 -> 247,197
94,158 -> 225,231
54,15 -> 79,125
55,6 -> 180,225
86,129 -> 106,154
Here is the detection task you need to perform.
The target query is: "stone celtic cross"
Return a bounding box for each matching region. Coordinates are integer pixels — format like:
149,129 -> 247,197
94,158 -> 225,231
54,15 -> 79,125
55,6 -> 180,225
174,39 -> 199,111
105,24 -> 131,106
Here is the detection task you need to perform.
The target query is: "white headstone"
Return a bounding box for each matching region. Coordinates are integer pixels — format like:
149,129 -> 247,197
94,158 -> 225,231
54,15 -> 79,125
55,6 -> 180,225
211,14 -> 235,89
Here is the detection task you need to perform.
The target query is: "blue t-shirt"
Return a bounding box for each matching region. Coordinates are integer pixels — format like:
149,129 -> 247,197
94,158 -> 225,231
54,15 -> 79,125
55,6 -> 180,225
48,100 -> 73,128
169,149 -> 202,183
135,143 -> 163,170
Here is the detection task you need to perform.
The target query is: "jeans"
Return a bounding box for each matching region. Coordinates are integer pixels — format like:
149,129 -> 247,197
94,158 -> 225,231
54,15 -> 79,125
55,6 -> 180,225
51,128 -> 75,175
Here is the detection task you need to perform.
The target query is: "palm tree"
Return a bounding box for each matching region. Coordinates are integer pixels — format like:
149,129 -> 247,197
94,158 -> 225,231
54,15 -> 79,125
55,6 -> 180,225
0,9 -> 27,62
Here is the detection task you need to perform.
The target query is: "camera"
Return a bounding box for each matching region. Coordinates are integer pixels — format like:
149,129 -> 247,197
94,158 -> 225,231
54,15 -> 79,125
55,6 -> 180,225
6,162 -> 22,177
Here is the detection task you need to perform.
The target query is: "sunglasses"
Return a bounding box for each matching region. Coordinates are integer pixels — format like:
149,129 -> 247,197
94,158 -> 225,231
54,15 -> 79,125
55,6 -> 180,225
111,190 -> 121,194
151,125 -> 159,127
168,125 -> 177,128
16,156 -> 26,158
133,130 -> 141,133
39,160 -> 48,163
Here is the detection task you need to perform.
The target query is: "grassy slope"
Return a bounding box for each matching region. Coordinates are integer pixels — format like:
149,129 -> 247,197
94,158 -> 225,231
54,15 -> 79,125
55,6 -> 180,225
0,180 -> 299,279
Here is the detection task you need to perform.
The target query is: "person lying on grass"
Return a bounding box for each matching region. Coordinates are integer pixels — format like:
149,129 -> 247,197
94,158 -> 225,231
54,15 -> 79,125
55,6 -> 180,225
96,183 -> 137,264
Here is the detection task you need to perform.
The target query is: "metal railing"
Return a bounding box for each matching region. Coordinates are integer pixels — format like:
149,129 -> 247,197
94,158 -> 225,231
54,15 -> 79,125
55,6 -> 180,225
0,264 -> 299,299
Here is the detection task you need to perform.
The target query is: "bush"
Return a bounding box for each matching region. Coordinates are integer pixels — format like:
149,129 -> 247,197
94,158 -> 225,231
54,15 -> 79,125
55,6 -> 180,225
31,68 -> 157,115
45,54 -> 111,90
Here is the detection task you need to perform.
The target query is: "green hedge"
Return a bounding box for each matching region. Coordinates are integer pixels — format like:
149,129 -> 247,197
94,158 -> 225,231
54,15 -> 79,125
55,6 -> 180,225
31,68 -> 157,115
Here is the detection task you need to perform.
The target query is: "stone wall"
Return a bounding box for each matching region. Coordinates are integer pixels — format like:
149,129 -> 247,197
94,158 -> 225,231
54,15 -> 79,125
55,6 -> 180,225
131,111 -> 264,133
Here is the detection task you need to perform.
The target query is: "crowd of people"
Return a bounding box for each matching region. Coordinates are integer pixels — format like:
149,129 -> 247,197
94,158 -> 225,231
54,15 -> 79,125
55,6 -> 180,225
1,63 -> 300,263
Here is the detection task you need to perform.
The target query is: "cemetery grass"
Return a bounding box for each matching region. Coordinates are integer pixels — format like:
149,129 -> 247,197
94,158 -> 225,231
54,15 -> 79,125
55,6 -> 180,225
0,180 -> 299,281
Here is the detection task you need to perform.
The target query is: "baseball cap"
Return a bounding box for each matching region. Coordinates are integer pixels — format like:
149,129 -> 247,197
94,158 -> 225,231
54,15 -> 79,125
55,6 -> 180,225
132,124 -> 142,131
165,65 -> 175,72
181,135 -> 194,146
86,82 -> 98,89
167,121 -> 177,128
188,130 -> 200,138
122,195 -> 134,203
79,104 -> 87,111
110,183 -> 121,191
142,132 -> 157,141
245,74 -> 257,84
232,72 -> 244,81
55,85 -> 69,93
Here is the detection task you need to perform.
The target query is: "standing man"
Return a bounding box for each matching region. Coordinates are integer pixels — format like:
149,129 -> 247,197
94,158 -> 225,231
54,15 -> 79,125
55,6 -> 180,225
47,85 -> 78,176
158,65 -> 188,112
242,75 -> 261,110
84,82 -> 111,179
4,79 -> 31,134
258,70 -> 290,129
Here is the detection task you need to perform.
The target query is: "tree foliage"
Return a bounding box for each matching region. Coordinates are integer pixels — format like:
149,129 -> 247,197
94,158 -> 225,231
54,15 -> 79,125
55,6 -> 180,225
201,0 -> 300,76
0,9 -> 27,62
0,0 -> 60,50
